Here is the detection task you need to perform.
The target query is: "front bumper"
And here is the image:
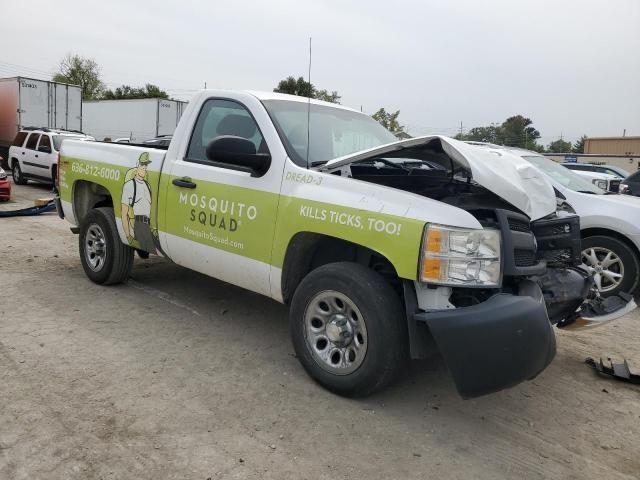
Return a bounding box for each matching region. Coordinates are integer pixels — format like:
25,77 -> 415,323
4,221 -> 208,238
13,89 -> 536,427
415,293 -> 556,399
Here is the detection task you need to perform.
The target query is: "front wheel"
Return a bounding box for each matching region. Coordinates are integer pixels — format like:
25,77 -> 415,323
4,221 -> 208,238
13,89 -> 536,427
581,235 -> 639,297
12,162 -> 27,185
79,207 -> 134,285
290,262 -> 408,397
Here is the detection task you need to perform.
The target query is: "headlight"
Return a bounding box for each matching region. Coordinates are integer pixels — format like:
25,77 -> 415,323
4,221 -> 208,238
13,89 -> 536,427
619,183 -> 630,194
420,224 -> 502,287
0,167 -> 6,180
592,179 -> 608,190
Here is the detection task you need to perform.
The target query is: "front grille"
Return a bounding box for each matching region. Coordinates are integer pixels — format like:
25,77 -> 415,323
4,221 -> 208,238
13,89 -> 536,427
540,248 -> 573,265
0,188 -> 9,195
535,223 -> 572,236
609,180 -> 620,192
508,217 -> 531,233
532,215 -> 581,267
495,209 -> 545,276
514,249 -> 537,266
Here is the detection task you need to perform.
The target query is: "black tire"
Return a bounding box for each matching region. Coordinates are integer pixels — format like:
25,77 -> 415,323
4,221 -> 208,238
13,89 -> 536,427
290,262 -> 408,397
79,207 -> 134,285
12,161 -> 27,185
582,235 -> 639,297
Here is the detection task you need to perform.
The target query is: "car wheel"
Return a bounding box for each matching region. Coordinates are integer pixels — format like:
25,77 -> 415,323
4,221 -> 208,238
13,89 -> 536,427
12,162 -> 27,185
289,262 -> 408,397
581,235 -> 639,297
79,207 -> 134,285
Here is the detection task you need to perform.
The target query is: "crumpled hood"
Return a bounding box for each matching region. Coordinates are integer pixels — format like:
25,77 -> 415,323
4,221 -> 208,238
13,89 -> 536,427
321,135 -> 556,221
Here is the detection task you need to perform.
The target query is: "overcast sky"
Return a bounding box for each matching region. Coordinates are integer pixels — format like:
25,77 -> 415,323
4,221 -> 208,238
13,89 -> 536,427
2,0 -> 639,144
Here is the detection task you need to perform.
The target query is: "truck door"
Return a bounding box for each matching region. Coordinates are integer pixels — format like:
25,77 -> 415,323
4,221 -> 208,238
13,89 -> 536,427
66,86 -> 82,131
19,79 -> 49,129
55,84 -> 67,129
34,134 -> 54,175
157,100 -> 176,136
21,133 -> 40,175
160,97 -> 282,297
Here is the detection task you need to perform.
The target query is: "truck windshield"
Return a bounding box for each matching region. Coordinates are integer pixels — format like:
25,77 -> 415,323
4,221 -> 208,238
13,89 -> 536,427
522,155 -> 604,194
262,100 -> 397,167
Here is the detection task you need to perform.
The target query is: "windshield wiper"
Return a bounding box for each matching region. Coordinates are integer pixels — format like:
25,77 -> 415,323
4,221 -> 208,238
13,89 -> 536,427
577,190 -> 598,194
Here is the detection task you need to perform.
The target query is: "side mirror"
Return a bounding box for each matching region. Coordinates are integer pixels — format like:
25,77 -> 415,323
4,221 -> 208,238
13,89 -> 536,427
38,145 -> 51,154
206,136 -> 270,177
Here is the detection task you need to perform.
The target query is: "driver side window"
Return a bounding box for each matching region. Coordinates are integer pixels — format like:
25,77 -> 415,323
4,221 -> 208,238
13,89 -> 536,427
186,99 -> 268,163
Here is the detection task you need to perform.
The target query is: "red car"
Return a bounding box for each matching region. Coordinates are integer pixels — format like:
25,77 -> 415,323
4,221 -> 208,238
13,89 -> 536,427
0,166 -> 11,201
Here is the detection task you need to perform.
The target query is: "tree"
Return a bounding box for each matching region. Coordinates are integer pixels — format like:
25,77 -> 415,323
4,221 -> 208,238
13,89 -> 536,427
101,84 -> 169,100
372,108 -> 405,134
500,115 -> 540,150
572,135 -> 587,153
52,54 -> 103,100
456,115 -> 543,151
314,89 -> 341,104
274,76 -> 314,97
547,139 -> 573,153
273,76 -> 340,103
455,125 -> 500,143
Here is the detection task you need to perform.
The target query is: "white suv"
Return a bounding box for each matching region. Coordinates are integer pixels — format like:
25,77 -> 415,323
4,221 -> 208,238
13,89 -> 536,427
8,128 -> 93,185
469,142 -> 640,296
562,169 -> 621,193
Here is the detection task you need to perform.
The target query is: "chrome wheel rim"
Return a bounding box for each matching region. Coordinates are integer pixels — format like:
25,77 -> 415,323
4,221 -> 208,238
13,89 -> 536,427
84,223 -> 107,272
304,290 -> 368,375
581,247 -> 624,293
13,166 -> 20,182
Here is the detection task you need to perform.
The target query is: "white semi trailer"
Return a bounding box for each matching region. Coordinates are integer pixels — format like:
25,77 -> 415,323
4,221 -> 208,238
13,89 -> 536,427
82,98 -> 187,143
0,76 -> 82,165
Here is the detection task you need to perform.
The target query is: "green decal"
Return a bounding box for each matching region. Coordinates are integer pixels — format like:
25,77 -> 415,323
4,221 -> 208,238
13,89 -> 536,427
161,178 -> 278,263
272,196 -> 424,279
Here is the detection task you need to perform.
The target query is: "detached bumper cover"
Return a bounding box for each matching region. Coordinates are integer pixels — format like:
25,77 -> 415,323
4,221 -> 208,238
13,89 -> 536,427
54,195 -> 64,219
415,294 -> 556,398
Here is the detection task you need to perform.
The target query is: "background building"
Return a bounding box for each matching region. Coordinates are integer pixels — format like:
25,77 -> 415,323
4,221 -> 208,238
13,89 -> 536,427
585,136 -> 640,155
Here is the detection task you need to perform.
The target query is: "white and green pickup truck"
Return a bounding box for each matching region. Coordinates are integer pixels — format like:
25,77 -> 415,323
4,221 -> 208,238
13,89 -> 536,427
54,90 -> 635,398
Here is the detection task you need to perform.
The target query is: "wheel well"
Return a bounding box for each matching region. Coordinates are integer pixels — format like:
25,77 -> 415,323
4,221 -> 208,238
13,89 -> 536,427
10,157 -> 18,168
73,180 -> 113,225
281,232 -> 400,304
581,228 -> 640,259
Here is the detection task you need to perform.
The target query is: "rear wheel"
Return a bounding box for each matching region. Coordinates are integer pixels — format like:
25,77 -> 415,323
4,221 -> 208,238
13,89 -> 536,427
290,262 -> 408,397
12,162 -> 27,185
581,235 -> 639,296
79,207 -> 134,285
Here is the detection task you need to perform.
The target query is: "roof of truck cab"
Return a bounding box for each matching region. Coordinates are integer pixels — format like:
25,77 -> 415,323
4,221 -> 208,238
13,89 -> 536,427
245,90 -> 361,113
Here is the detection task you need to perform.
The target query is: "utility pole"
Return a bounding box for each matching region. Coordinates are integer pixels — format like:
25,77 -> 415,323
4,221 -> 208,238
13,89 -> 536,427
459,121 -> 463,136
204,81 -> 207,89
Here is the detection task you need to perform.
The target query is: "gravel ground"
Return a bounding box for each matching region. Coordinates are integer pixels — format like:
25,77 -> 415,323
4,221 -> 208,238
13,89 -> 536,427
1,180 -> 639,480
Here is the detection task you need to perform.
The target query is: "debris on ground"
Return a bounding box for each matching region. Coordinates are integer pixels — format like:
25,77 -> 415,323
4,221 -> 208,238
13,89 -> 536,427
585,357 -> 640,384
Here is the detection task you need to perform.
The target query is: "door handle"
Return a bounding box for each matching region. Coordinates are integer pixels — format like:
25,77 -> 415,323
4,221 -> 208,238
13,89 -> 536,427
172,178 -> 197,189
35,154 -> 38,158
